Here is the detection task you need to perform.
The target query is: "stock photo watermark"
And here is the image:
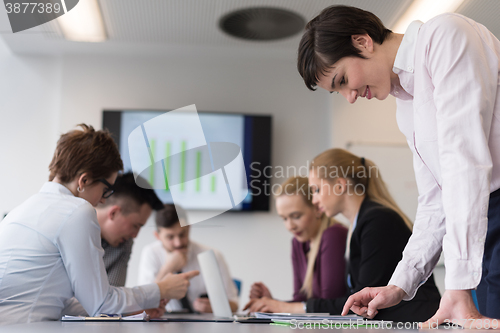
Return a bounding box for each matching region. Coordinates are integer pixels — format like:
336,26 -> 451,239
248,161 -> 379,198
288,319 -> 396,330
287,318 -> 499,330
3,0 -> 79,33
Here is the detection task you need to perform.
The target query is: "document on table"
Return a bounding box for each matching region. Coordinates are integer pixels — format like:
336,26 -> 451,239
61,311 -> 149,321
254,313 -> 392,326
254,313 -> 360,321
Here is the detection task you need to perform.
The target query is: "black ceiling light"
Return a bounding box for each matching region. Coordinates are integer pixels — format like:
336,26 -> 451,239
219,7 -> 305,41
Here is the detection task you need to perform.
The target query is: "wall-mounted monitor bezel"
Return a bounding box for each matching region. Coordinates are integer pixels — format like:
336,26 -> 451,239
103,109 -> 272,212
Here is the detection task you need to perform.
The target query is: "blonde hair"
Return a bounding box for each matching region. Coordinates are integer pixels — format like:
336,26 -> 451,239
310,148 -> 413,231
275,176 -> 340,298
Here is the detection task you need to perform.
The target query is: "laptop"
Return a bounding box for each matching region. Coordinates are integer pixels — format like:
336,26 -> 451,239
151,249 -> 234,322
197,249 -> 233,318
197,250 -> 271,323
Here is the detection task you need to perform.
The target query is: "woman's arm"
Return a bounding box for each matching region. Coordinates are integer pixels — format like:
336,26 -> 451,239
388,145 -> 445,300
58,204 -> 160,316
307,210 -> 410,315
423,14 -> 496,291
244,298 -> 305,313
355,212 -> 411,290
291,238 -> 308,302
300,226 -> 348,314
318,226 -> 347,299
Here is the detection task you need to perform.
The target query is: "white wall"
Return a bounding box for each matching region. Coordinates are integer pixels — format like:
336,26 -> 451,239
1,48 -> 333,310
0,38 -> 60,216
329,94 -> 405,147
329,94 -> 446,295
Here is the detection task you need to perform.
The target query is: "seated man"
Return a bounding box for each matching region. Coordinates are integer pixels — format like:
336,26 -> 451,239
138,204 -> 239,313
97,172 -> 163,286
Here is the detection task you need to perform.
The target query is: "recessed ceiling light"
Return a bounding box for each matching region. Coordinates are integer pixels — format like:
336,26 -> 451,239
57,0 -> 107,42
392,0 -> 466,33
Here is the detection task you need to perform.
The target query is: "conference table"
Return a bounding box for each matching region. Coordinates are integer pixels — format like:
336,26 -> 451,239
0,321 -> 475,332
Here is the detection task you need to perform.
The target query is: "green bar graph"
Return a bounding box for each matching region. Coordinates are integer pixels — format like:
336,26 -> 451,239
196,151 -> 201,192
149,139 -> 156,186
211,175 -> 216,192
150,139 -> 219,194
164,142 -> 171,191
180,141 -> 186,191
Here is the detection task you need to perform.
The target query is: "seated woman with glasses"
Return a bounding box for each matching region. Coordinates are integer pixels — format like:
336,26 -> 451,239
0,124 -> 198,326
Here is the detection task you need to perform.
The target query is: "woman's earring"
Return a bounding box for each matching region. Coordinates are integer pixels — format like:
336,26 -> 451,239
77,186 -> 85,193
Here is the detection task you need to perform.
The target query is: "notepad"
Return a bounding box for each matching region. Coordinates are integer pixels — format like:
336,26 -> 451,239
61,311 -> 149,321
254,313 -> 392,327
254,312 -> 359,321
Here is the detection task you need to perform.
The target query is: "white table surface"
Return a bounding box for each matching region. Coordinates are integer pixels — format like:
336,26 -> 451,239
0,321 -> 471,332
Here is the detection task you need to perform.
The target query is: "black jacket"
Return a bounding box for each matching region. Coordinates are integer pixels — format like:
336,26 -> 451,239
306,199 -> 441,322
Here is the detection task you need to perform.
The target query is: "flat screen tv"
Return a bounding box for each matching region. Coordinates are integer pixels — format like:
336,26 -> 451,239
103,110 -> 272,212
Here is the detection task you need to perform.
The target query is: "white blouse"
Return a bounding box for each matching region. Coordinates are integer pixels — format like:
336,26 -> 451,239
388,14 -> 500,300
0,182 -> 160,325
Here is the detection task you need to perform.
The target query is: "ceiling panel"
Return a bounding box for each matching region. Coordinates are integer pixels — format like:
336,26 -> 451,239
91,0 -> 413,47
2,0 -> 413,55
3,0 -> 500,56
457,0 -> 500,39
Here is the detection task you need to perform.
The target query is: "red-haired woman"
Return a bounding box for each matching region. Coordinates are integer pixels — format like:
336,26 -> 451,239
0,124 -> 198,326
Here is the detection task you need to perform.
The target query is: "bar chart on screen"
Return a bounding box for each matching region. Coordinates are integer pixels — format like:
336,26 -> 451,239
147,138 -> 219,195
123,106 -> 248,213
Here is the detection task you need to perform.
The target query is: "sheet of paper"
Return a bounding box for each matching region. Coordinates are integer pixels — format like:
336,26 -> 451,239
122,312 -> 148,321
254,312 -> 364,321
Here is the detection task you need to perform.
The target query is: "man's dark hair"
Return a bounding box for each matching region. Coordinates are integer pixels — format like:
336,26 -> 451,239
155,204 -> 187,229
101,172 -> 163,214
297,5 -> 392,91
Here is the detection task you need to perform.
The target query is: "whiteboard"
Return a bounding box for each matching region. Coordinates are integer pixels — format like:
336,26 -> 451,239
348,142 -> 418,222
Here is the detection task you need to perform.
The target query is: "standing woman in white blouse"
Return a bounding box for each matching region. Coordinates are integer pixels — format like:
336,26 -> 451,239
0,124 -> 198,325
297,5 -> 500,328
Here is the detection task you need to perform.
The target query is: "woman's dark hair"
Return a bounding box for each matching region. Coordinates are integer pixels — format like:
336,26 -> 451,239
48,124 -> 123,183
297,5 -> 392,91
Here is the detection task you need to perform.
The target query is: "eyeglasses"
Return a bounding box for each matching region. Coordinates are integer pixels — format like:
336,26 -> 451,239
97,178 -> 115,199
